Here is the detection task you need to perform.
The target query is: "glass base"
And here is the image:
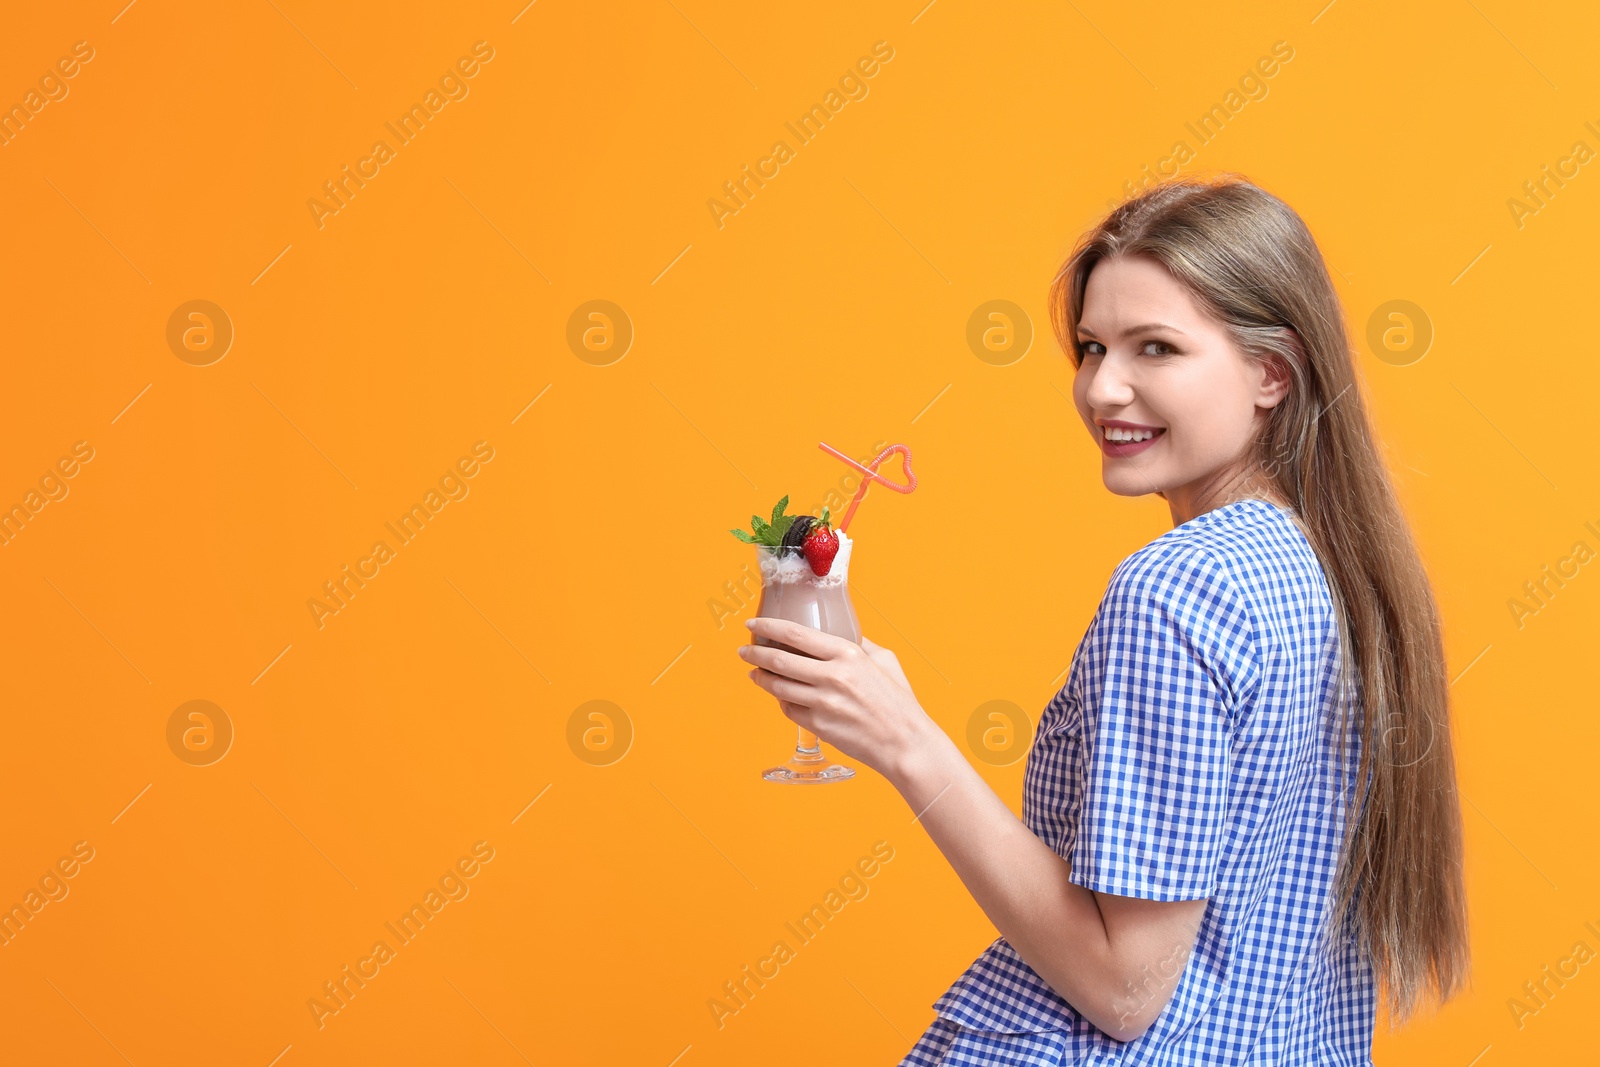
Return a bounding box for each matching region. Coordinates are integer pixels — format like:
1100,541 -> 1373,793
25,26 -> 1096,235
762,751 -> 856,784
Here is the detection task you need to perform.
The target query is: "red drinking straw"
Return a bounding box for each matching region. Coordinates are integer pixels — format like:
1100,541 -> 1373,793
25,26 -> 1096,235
817,441 -> 919,533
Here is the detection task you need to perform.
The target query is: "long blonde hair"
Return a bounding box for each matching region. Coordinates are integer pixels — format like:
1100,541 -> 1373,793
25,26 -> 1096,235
1049,173 -> 1470,1025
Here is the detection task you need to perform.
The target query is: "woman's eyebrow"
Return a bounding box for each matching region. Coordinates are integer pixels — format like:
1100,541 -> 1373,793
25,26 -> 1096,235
1077,322 -> 1187,338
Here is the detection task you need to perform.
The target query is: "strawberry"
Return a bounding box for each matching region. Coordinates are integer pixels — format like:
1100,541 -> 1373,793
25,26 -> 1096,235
802,518 -> 840,577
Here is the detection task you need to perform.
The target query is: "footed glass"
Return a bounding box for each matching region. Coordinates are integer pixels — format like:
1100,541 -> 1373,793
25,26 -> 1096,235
750,534 -> 859,783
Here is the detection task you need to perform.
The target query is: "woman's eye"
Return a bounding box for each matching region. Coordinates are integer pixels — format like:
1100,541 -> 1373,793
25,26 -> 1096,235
1074,340 -> 1173,358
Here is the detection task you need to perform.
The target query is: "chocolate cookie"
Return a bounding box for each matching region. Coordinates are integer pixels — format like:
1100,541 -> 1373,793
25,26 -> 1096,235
780,514 -> 818,556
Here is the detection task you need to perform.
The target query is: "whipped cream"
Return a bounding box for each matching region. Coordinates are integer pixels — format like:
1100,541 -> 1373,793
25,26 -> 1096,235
754,528 -> 853,587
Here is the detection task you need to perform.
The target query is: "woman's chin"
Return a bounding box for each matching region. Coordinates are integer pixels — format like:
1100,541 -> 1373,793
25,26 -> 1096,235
1101,469 -> 1168,499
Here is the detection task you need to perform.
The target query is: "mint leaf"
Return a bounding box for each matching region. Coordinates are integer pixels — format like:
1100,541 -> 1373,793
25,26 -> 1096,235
770,495 -> 796,540
736,495 -> 809,547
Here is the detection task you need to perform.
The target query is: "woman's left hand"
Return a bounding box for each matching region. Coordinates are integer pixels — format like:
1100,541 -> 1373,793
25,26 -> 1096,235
738,617 -> 934,780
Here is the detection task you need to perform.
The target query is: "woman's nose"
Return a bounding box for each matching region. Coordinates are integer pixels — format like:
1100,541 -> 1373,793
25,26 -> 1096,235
1082,355 -> 1136,408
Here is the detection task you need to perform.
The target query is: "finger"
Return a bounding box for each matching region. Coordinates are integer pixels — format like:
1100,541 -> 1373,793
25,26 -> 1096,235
742,642 -> 830,684
778,699 -> 812,721
862,635 -> 897,660
745,616 -> 852,659
778,699 -> 818,732
747,666 -> 823,707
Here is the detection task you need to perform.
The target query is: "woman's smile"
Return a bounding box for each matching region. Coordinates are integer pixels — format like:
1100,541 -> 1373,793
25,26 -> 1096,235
1096,418 -> 1167,458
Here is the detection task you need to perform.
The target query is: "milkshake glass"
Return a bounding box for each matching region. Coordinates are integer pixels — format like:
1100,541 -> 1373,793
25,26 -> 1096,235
751,529 -> 859,783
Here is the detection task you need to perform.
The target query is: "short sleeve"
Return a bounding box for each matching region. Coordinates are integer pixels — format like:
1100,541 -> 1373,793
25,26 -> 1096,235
1068,543 -> 1256,902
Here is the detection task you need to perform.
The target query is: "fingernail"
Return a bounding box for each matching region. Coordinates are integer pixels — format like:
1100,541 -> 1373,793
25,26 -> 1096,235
744,618 -> 755,629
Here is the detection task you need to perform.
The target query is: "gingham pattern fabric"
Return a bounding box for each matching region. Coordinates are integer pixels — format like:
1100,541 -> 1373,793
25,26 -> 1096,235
900,499 -> 1375,1066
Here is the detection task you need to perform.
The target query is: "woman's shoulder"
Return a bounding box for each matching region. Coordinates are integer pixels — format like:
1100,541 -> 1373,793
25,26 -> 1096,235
1103,534 -> 1244,618
1093,516 -> 1267,672
1104,498 -> 1305,611
1070,526 -> 1264,716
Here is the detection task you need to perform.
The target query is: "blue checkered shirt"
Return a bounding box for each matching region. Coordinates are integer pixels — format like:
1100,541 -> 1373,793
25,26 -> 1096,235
901,499 -> 1374,1066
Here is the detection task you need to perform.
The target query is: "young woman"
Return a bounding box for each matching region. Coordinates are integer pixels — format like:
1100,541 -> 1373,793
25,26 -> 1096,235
739,174 -> 1470,1065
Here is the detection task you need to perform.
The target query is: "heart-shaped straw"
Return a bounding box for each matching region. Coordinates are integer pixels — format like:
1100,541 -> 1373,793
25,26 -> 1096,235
817,442 -> 918,533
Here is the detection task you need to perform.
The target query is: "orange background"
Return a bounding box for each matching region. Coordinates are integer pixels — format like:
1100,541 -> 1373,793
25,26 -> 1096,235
1,1 -> 1596,1064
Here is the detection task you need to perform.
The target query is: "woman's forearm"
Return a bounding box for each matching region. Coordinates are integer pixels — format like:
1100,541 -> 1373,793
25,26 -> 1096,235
887,718 -> 1128,1036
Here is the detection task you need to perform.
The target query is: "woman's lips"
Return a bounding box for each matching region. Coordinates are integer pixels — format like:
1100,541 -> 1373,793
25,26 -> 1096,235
1099,427 -> 1165,458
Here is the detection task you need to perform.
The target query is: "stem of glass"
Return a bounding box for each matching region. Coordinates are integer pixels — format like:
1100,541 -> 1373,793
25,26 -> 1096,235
794,725 -> 824,762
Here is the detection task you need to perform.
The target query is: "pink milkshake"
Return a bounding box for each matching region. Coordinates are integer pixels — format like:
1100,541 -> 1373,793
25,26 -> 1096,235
752,529 -> 859,782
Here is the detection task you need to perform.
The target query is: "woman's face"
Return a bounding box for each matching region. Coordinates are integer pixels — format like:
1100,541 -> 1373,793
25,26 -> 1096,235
1070,254 -> 1288,525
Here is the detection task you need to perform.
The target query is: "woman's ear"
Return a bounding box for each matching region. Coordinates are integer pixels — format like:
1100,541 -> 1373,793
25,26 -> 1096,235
1259,354 -> 1292,408
1257,328 -> 1299,409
